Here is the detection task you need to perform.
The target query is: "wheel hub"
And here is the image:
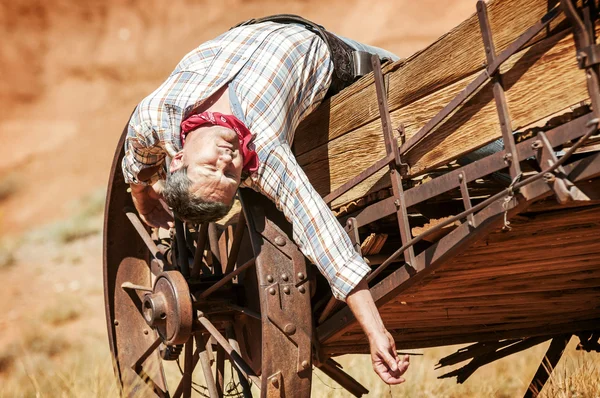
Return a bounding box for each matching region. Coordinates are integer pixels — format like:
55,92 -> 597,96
143,271 -> 193,345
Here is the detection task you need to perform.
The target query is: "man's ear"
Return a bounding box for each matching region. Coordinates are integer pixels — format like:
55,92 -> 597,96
170,151 -> 185,172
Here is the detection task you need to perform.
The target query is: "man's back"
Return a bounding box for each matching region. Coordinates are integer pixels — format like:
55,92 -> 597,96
122,22 -> 332,187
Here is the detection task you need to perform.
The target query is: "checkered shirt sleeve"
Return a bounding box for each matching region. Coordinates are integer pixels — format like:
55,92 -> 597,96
249,144 -> 371,301
234,25 -> 371,300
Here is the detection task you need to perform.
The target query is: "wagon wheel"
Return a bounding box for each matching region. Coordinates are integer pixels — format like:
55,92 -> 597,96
104,127 -> 316,397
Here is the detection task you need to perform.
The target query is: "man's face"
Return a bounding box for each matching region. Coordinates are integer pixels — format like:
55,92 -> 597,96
170,126 -> 244,205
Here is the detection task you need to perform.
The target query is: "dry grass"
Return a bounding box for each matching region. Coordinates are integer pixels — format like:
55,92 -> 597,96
1,187 -> 598,397
1,330 -> 598,397
312,341 -> 600,398
41,294 -> 86,326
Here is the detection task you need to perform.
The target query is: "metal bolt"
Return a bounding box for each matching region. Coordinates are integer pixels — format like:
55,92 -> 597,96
143,329 -> 149,335
270,377 -> 279,388
114,320 -> 119,326
297,272 -> 305,280
543,172 -> 556,183
283,286 -> 290,294
298,286 -> 306,294
302,360 -> 309,369
458,173 -> 464,181
284,324 -> 296,335
503,153 -> 513,163
282,274 -> 289,282
267,275 -> 274,283
531,140 -> 542,150
268,288 -> 276,295
274,236 -> 286,246
394,199 -> 401,208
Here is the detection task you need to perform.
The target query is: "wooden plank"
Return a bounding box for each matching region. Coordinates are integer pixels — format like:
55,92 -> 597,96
294,0 -> 567,156
298,26 -> 589,207
324,204 -> 600,346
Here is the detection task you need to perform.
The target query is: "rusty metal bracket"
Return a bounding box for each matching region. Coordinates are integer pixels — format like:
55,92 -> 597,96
267,371 -> 283,397
372,54 -> 416,268
265,283 -> 312,374
458,171 -> 476,228
577,43 -> 600,68
533,131 -> 590,203
240,188 -> 313,395
562,0 -> 600,119
344,217 -> 362,255
477,0 -> 522,180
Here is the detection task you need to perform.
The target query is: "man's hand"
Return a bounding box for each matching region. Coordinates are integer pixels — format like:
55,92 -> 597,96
369,329 -> 410,384
345,279 -> 410,385
130,181 -> 174,229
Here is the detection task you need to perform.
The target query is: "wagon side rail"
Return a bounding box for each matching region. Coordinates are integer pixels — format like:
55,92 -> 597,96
315,0 -> 600,345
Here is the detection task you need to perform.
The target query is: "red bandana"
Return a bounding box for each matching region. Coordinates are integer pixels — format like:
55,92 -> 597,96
180,111 -> 259,173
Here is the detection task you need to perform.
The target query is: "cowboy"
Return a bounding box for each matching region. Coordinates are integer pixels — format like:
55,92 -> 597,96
123,16 -> 410,384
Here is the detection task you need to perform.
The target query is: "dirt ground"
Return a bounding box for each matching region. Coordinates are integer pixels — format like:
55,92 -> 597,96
1,1 -> 599,397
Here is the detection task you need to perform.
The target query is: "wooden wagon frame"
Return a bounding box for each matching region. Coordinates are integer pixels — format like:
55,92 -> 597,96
104,0 -> 600,396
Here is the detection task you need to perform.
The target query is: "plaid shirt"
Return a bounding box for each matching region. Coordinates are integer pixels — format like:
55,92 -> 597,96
122,22 -> 370,300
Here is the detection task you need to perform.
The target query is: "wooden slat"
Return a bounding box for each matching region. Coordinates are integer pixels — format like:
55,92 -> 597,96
298,25 -> 589,207
295,0 -> 567,156
324,204 -> 600,347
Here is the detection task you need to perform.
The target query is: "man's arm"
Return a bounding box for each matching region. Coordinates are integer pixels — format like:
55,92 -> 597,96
122,108 -> 174,228
130,181 -> 173,229
249,143 -> 409,384
346,280 -> 410,384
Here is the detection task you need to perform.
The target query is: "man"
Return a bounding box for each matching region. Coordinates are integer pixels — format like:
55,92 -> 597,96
123,18 -> 410,385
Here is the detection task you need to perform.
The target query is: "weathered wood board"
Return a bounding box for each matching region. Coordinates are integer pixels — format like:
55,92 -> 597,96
321,204 -> 600,352
295,0 -> 588,209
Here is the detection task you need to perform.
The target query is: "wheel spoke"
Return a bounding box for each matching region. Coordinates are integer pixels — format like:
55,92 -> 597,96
216,346 -> 225,398
199,335 -> 220,398
121,281 -> 152,292
197,259 -> 255,300
208,223 -> 223,274
134,367 -> 170,398
197,314 -> 261,388
191,223 -> 209,277
224,213 -> 246,274
227,304 -> 261,320
226,325 -> 253,398
173,342 -> 200,398
131,337 -> 162,372
124,209 -> 163,267
174,218 -> 190,277
182,337 -> 194,398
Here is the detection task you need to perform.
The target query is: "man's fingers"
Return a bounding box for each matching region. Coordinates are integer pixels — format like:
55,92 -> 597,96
381,351 -> 398,373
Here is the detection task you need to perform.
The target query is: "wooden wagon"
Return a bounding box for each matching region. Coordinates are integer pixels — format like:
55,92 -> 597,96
104,0 -> 600,396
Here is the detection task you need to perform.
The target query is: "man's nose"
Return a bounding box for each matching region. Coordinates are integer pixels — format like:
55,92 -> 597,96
218,149 -> 233,165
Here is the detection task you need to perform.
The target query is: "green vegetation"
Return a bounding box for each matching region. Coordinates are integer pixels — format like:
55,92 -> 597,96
28,188 -> 106,244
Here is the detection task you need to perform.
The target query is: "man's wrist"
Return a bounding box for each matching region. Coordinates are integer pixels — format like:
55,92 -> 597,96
346,279 -> 387,340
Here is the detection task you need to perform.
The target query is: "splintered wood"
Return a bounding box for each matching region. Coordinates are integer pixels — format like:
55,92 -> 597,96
294,0 -> 588,209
